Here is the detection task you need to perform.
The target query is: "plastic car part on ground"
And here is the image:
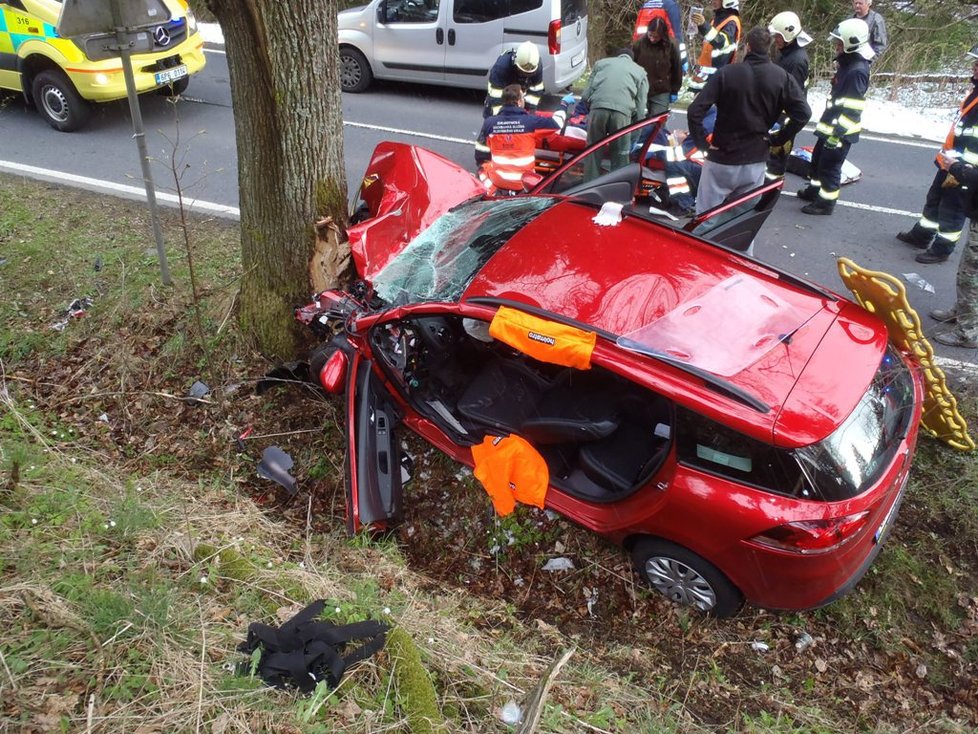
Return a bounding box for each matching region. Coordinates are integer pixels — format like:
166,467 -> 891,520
838,257 -> 975,451
50,296 -> 93,331
256,446 -> 300,496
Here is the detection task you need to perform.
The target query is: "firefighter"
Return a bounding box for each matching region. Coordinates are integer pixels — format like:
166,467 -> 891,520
688,0 -> 741,92
897,45 -> 978,264
798,18 -> 873,216
484,42 -> 545,118
766,11 -> 813,181
930,149 -> 978,348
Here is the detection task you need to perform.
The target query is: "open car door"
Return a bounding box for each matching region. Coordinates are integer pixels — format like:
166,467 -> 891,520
530,114 -> 669,206
683,179 -> 783,252
346,349 -> 406,533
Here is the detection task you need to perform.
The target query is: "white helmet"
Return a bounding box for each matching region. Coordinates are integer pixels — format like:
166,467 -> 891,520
514,42 -> 540,74
721,0 -> 739,8
769,12 -> 801,42
829,18 -> 873,58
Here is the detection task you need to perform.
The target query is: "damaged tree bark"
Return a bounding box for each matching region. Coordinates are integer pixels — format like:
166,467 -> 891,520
205,0 -> 351,358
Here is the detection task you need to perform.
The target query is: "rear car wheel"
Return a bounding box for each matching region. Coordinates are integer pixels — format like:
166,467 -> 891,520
32,70 -> 90,132
631,539 -> 744,618
158,76 -> 190,97
340,48 -> 372,93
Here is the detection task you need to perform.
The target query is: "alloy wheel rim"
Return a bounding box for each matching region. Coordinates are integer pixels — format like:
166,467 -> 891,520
341,57 -> 361,87
645,556 -> 717,611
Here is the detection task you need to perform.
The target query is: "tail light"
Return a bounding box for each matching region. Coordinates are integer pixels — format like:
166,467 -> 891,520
748,511 -> 872,555
548,20 -> 561,54
319,350 -> 348,394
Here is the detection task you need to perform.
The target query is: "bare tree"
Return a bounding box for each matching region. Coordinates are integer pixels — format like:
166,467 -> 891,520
204,0 -> 350,358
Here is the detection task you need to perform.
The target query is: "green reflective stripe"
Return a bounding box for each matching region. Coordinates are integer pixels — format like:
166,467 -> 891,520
712,46 -> 734,59
475,141 -> 490,152
837,97 -> 866,110
487,86 -> 502,98
810,179 -> 821,187
818,188 -> 840,201
525,93 -> 541,107
815,122 -> 834,135
837,115 -> 861,134
938,228 -> 963,241
703,27 -> 718,42
961,150 -> 978,165
918,216 -> 938,230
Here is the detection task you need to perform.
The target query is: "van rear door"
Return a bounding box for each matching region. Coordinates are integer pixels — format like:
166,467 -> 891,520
550,0 -> 587,91
372,0 -> 447,84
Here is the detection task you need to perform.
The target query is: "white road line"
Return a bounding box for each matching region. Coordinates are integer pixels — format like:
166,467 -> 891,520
344,120 -> 472,145
782,191 -> 917,218
0,160 -> 240,218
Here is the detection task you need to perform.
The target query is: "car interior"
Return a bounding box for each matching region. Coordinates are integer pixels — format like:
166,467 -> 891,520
370,314 -> 674,502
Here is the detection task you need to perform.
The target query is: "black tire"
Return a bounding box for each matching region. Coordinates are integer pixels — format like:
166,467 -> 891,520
158,76 -> 190,97
339,47 -> 372,93
31,69 -> 90,132
631,538 -> 744,618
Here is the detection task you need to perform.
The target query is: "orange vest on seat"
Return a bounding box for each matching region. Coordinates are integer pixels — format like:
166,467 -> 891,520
471,434 -> 549,516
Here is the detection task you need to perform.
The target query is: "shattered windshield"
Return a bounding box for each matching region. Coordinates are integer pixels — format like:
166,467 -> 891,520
371,197 -> 554,306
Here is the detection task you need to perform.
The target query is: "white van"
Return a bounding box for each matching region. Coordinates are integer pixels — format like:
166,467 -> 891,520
338,0 -> 587,94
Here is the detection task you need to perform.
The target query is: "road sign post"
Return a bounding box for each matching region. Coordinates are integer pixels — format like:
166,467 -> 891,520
57,0 -> 174,286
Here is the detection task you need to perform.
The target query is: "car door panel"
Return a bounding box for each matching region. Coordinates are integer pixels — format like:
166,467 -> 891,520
684,179 -> 783,252
346,350 -> 404,533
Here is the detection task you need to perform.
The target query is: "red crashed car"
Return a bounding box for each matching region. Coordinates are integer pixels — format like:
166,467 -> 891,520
297,117 -> 923,617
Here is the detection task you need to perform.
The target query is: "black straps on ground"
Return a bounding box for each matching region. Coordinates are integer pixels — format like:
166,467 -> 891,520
238,599 -> 389,693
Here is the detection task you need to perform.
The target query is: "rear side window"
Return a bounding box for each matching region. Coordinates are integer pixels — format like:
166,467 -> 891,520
561,0 -> 586,24
454,0 -> 542,23
676,407 -> 811,499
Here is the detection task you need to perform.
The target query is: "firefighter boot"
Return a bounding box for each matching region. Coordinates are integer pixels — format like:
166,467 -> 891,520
896,225 -> 933,250
796,185 -> 818,202
801,200 -> 834,216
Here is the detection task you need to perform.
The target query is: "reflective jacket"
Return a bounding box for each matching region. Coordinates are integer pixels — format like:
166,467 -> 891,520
689,8 -> 740,90
815,53 -> 870,144
941,80 -> 978,168
484,50 -> 546,118
474,105 -> 562,166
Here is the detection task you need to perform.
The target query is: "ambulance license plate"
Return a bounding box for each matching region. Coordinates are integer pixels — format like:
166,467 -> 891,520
155,65 -> 188,85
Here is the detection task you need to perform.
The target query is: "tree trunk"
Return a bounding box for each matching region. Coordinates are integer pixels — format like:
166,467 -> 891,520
206,0 -> 350,358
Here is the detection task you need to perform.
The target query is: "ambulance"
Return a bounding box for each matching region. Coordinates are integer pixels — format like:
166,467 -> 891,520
0,0 -> 205,131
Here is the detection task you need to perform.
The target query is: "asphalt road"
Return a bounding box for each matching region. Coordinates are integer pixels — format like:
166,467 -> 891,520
0,46 -> 974,362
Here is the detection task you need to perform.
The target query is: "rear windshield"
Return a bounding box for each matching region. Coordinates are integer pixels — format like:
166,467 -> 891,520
371,197 -> 554,306
794,345 -> 916,500
561,0 -> 586,24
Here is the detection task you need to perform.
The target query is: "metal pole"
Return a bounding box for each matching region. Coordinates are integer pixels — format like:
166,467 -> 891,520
110,0 -> 171,285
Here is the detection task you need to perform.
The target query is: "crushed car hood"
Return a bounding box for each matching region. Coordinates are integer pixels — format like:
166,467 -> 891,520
347,142 -> 485,282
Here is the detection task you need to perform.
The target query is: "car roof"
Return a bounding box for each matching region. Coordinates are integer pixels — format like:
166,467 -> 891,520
462,198 -> 887,446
